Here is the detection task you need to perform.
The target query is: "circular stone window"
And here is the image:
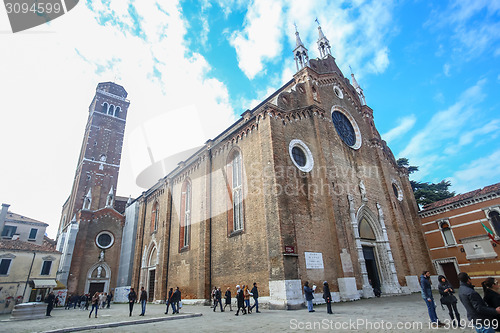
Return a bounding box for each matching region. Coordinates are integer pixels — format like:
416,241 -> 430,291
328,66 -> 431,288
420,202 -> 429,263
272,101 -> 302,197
96,231 -> 114,249
333,86 -> 343,99
392,182 -> 403,201
289,139 -> 314,172
331,108 -> 362,150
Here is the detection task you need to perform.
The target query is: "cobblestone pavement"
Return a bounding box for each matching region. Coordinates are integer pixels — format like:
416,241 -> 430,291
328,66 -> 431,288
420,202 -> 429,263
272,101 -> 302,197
0,292 -> 478,332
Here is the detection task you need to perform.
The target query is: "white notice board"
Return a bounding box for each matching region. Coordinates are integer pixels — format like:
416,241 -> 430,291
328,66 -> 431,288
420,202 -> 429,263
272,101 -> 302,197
305,252 -> 324,269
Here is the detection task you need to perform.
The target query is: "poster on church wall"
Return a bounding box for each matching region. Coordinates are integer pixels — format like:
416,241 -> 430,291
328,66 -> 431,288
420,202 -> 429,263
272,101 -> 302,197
305,252 -> 324,269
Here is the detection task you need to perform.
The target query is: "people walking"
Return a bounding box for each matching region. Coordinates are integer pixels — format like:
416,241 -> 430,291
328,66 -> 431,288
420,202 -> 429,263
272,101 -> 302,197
420,271 -> 443,326
165,288 -> 174,314
128,287 -> 137,317
235,285 -> 246,316
304,281 -> 315,312
106,291 -> 112,309
89,292 -> 99,318
65,294 -> 72,309
482,277 -> 500,309
438,275 -> 461,325
211,286 -> 217,309
243,285 -> 252,313
73,294 -> 79,309
323,281 -> 333,314
213,287 -> 223,312
45,291 -> 55,316
482,277 -> 500,328
250,282 -> 260,313
172,287 -> 181,314
98,292 -> 105,309
224,287 -> 232,311
458,272 -> 500,333
79,294 -> 86,310
139,287 -> 147,316
84,294 -> 90,310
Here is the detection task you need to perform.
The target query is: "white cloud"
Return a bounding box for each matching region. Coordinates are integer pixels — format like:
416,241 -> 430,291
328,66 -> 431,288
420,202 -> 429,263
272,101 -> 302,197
231,0 -> 396,80
443,63 -> 451,76
427,1 -> 500,59
381,115 -> 417,144
448,148 -> 500,194
400,79 -> 487,179
0,0 -> 236,238
229,0 -> 285,79
457,120 -> 500,146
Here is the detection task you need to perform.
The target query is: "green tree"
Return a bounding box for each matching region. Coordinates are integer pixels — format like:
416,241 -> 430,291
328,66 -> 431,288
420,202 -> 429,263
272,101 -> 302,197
411,180 -> 455,207
396,158 -> 455,207
396,158 -> 419,174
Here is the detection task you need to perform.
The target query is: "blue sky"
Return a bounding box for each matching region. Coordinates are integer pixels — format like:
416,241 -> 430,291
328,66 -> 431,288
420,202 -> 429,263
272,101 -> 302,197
0,0 -> 499,237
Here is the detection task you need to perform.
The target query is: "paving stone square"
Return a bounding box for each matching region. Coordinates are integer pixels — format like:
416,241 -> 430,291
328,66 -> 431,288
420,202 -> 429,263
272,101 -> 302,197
0,293 -> 478,332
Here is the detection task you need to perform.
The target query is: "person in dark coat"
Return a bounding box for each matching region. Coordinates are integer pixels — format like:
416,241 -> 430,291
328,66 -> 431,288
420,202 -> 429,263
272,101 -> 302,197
84,294 -> 90,310
72,294 -> 79,309
250,282 -> 260,313
482,277 -> 500,330
420,271 -> 442,326
224,287 -> 232,311
304,281 -> 315,312
106,292 -> 112,309
139,287 -> 147,316
483,277 -> 500,308
128,288 -> 137,317
65,294 -> 72,309
438,275 -> 461,325
172,287 -> 181,314
323,281 -> 333,314
235,285 -> 246,316
45,291 -> 55,316
213,287 -> 223,312
458,272 -> 500,333
165,288 -> 174,314
79,294 -> 86,310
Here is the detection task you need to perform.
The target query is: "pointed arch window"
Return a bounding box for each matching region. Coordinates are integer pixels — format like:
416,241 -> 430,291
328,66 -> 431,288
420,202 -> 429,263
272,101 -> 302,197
148,247 -> 157,267
151,202 -> 159,232
227,150 -> 244,235
179,180 -> 191,250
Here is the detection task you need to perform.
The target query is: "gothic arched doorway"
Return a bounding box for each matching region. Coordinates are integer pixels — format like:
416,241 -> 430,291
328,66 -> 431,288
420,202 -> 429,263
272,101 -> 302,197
85,262 -> 111,295
147,247 -> 157,302
359,217 -> 381,296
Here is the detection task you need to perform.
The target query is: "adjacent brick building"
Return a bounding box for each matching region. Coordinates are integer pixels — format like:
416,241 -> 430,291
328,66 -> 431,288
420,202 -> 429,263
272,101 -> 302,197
419,183 -> 500,288
130,26 -> 432,308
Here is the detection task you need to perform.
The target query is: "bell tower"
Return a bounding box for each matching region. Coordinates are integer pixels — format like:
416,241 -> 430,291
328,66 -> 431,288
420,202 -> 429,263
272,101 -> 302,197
57,82 -> 129,237
56,82 -> 130,287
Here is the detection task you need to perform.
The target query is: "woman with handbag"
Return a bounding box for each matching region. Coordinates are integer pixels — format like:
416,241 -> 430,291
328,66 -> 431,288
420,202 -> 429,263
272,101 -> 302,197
438,275 -> 461,325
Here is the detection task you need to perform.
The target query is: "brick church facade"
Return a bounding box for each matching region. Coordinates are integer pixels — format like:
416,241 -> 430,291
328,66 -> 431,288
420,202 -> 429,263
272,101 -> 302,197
130,26 -> 432,308
56,82 -> 131,296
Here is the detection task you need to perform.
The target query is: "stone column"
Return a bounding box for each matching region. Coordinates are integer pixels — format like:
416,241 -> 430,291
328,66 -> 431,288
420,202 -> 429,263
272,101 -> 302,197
347,195 -> 372,298
377,202 -> 401,293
